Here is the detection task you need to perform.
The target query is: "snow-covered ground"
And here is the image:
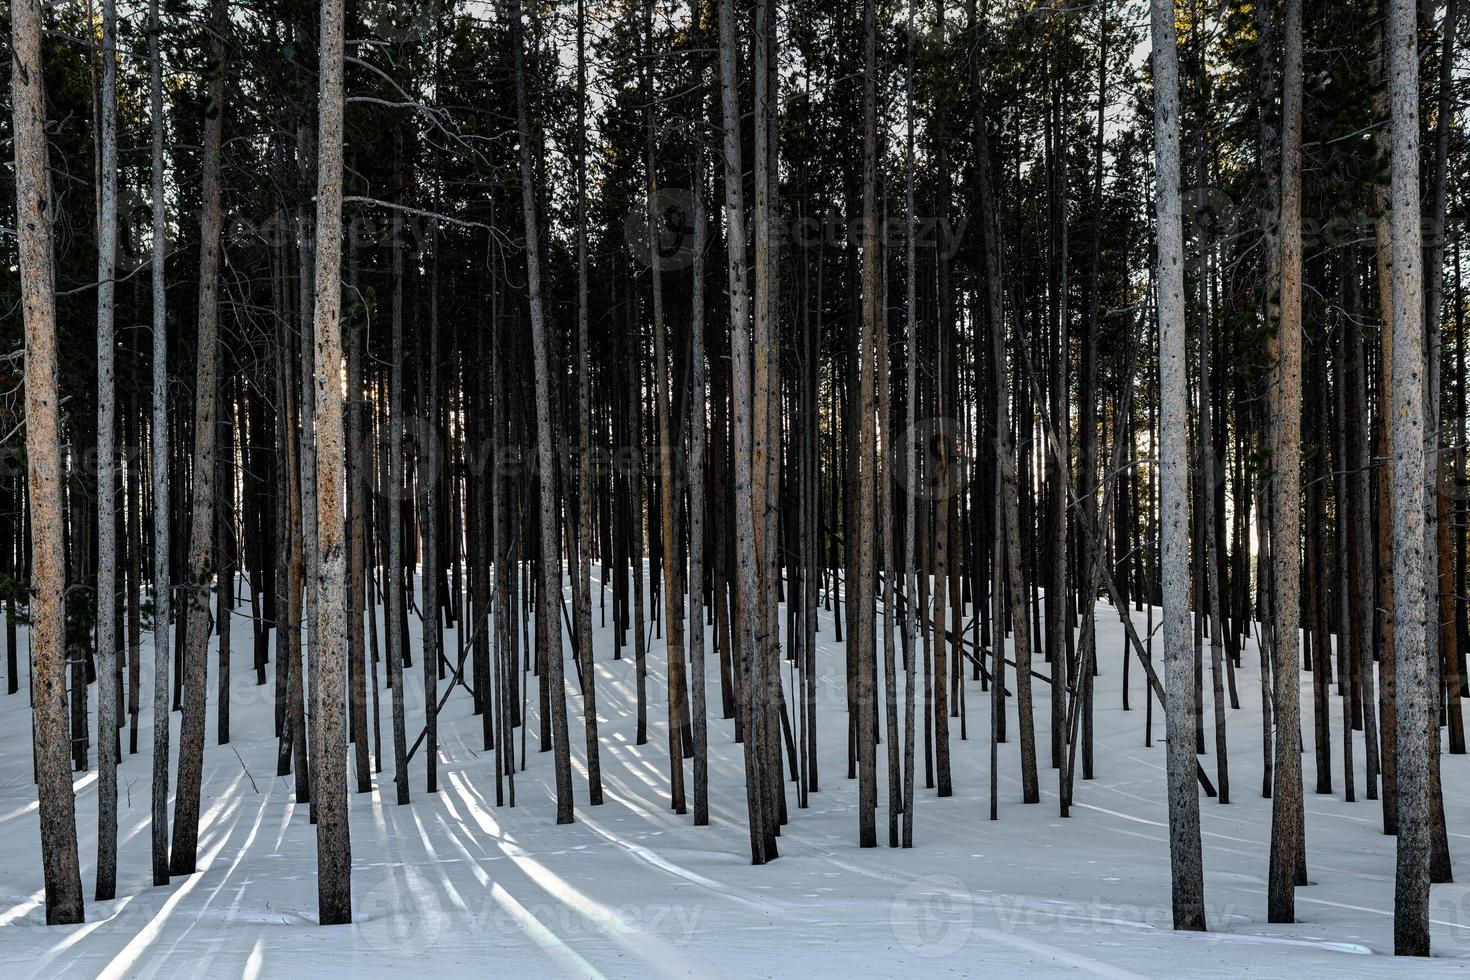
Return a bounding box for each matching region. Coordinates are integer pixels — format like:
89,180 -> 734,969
2,568 -> 1468,977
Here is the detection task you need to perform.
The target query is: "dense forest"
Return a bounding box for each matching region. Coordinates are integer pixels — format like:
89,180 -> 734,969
2,0 -> 1467,966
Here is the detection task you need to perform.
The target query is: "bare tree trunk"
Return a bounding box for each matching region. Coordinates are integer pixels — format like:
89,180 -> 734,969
421,218 -> 441,799
10,0 -> 85,925
878,290 -> 899,847
387,138 -> 410,807
975,37 -> 1038,807
310,0 -> 351,923
1387,0 -> 1430,954
279,313 -> 311,802
296,116 -> 319,820
687,21 -> 711,822
94,0 -> 119,903
170,0 -> 227,877
1150,0 -> 1205,932
510,0 -> 574,825
717,0 -> 773,863
1334,304 -> 1356,804
574,0 -> 603,808
901,0 -> 919,847
127,401 -> 142,758
855,0 -> 879,850
751,0 -> 784,840
1194,118 -> 1228,807
347,240 -> 370,795
1253,0 -> 1281,805
147,0 -> 171,887
216,393 -> 233,748
1267,0 -> 1306,924
1350,293 -> 1381,799
931,2 -> 954,802
645,0 -> 687,813
1371,8 -> 1400,836
1422,0 -> 1459,888
1075,0 -> 1110,796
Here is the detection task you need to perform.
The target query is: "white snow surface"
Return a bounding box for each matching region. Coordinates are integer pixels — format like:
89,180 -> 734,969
2,567 -> 1469,977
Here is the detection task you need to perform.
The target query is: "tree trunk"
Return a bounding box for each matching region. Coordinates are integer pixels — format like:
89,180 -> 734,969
511,0 -> 574,825
170,0 -> 228,877
387,137 -> 410,807
687,14 -> 711,823
1150,0 -> 1206,932
10,0 -> 85,925
310,0 -> 351,923
574,0 -> 603,808
854,0 -> 879,850
645,0 -> 687,813
1267,0 -> 1306,924
147,0 -> 171,886
347,237 -> 370,794
1387,0 -> 1430,955
94,0 -> 120,903
902,0 -> 920,847
975,34 -> 1038,808
718,0 -> 774,863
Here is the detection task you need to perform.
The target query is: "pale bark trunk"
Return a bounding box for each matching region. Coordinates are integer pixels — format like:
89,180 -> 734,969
148,0 -> 171,887
94,0 -> 119,903
718,0 -> 773,863
1387,0 -> 1430,955
10,0 -> 85,925
311,0 -> 351,923
1150,0 -> 1206,932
